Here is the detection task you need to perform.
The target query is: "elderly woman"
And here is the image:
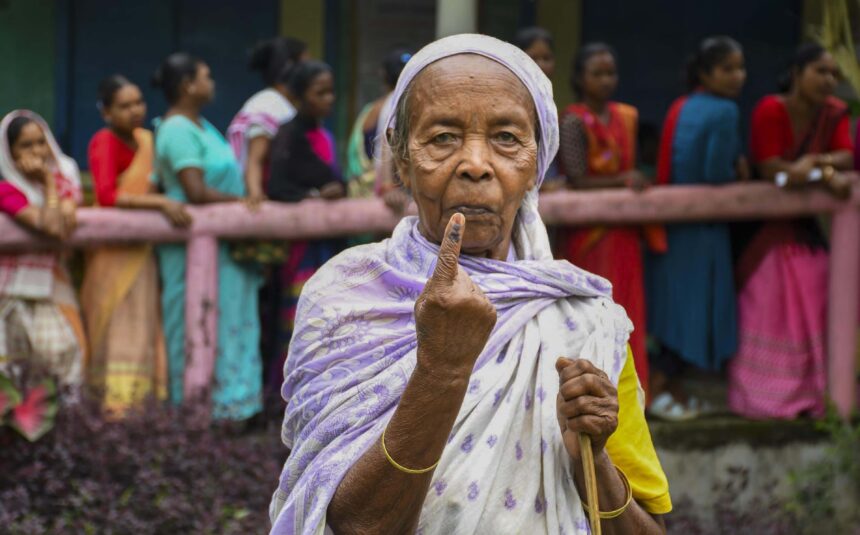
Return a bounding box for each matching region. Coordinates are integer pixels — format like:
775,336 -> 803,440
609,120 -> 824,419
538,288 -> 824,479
270,35 -> 670,534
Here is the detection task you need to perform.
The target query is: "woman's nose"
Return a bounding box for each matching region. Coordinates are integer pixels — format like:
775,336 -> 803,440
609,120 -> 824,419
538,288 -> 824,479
456,138 -> 492,182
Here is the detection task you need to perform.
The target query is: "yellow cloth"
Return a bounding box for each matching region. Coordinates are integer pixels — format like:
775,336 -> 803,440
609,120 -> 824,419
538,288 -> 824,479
604,347 -> 673,515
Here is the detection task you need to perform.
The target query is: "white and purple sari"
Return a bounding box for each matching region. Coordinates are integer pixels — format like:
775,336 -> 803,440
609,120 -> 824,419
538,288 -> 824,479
227,88 -> 296,173
270,34 -> 633,535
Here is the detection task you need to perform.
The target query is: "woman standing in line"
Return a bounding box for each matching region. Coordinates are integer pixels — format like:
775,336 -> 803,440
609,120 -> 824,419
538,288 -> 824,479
152,53 -> 263,421
228,37 -> 308,206
728,43 -> 853,419
0,110 -> 86,389
647,37 -> 747,420
266,61 -> 345,387
557,43 -> 652,394
82,75 -> 191,413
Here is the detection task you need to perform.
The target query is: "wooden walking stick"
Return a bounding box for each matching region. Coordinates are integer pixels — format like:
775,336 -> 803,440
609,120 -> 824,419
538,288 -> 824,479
579,433 -> 601,535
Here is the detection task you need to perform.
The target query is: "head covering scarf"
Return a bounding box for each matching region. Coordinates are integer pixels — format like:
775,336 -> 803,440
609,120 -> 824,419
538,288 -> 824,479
270,34 -> 631,535
0,110 -> 81,206
0,110 -> 81,300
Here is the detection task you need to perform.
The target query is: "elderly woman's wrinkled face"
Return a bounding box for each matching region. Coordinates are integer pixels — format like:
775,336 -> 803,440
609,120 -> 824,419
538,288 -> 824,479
396,55 -> 539,260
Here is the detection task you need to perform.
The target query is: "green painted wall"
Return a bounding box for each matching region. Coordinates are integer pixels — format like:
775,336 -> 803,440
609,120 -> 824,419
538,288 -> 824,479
0,0 -> 56,123
280,0 -> 324,60
331,0 -> 356,165
538,0 -> 581,108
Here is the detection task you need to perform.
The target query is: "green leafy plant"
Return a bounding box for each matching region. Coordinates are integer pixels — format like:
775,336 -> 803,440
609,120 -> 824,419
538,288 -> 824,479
785,409 -> 860,533
0,371 -> 57,441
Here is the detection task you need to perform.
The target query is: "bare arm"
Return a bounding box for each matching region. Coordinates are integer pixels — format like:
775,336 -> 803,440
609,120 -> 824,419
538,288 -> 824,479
244,135 -> 270,205
10,161 -> 69,239
115,193 -> 193,227
820,150 -> 853,172
758,150 -> 854,199
13,205 -> 68,241
758,150 -> 852,182
571,451 -> 665,534
327,214 -> 497,534
177,167 -> 240,205
328,358 -> 472,534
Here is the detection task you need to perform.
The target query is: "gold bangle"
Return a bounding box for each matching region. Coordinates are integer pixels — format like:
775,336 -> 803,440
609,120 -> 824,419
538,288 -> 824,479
46,196 -> 59,208
380,426 -> 440,475
581,465 -> 633,520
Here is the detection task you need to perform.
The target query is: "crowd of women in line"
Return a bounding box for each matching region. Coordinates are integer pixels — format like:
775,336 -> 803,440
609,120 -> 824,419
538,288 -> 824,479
0,29 -> 853,424
516,28 -> 854,422
0,36 -> 377,422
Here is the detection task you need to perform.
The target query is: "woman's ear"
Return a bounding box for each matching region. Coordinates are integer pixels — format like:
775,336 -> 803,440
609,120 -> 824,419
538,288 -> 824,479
182,76 -> 195,97
387,127 -> 411,190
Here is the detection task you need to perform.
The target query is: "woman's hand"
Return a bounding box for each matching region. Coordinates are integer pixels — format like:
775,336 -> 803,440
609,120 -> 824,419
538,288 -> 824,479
18,155 -> 49,181
555,358 -> 619,463
17,155 -> 50,182
244,189 -> 267,211
414,213 -> 497,375
160,199 -> 193,227
59,198 -> 77,235
620,170 -> 650,192
320,181 -> 346,200
39,206 -> 66,239
786,154 -> 818,185
826,171 -> 853,200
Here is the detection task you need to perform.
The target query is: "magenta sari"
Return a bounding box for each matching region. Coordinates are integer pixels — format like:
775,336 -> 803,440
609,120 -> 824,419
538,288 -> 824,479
728,95 -> 850,418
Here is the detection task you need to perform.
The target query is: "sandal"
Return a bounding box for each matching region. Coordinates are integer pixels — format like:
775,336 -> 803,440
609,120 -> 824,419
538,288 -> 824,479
648,392 -> 699,421
686,395 -> 715,416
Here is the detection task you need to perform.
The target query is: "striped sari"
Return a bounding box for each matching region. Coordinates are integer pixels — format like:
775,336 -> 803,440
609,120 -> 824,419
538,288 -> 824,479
81,128 -> 167,413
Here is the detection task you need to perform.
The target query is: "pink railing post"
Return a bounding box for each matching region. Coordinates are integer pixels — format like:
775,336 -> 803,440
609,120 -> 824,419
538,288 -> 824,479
828,207 -> 860,419
184,234 -> 219,404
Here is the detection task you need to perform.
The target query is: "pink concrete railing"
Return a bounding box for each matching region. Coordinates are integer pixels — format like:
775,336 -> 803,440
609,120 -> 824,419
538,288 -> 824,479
1,182 -> 857,417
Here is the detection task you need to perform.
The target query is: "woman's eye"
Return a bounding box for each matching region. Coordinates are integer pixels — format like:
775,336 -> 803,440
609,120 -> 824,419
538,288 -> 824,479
432,133 -> 456,144
496,131 -> 518,144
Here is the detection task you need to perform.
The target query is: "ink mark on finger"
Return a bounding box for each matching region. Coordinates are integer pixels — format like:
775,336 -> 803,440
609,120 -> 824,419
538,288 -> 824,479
448,223 -> 462,243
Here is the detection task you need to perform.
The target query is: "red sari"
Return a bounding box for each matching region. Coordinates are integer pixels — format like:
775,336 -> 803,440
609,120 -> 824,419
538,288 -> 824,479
558,102 -> 649,390
728,95 -> 851,419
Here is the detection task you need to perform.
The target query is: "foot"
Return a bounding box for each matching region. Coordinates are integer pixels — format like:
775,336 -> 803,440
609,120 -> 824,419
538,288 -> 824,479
648,392 -> 699,422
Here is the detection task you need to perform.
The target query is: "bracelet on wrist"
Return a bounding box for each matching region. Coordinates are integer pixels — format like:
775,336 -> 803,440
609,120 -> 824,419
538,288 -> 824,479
380,426 -> 440,475
807,167 -> 823,183
580,465 -> 634,520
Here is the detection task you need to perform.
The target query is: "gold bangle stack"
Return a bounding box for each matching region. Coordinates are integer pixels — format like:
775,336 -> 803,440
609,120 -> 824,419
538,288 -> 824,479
45,195 -> 59,209
380,426 -> 440,475
580,465 -> 634,520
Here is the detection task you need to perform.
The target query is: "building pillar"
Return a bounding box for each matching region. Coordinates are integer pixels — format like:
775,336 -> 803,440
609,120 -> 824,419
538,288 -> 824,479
436,0 -> 478,38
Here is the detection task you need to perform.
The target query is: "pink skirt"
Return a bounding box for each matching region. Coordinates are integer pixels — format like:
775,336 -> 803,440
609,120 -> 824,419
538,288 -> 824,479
728,222 -> 827,419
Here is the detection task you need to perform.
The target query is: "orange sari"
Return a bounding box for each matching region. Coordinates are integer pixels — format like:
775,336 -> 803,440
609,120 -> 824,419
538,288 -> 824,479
559,103 -> 649,392
80,129 -> 167,413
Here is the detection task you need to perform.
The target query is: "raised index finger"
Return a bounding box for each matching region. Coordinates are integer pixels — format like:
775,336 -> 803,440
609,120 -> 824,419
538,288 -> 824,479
430,212 -> 465,284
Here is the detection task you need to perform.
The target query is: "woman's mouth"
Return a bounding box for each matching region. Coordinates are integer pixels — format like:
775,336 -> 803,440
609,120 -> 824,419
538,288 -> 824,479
451,205 -> 494,217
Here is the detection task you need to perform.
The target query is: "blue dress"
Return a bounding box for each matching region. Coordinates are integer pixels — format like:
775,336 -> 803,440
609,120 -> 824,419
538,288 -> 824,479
154,115 -> 263,420
645,93 -> 739,370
